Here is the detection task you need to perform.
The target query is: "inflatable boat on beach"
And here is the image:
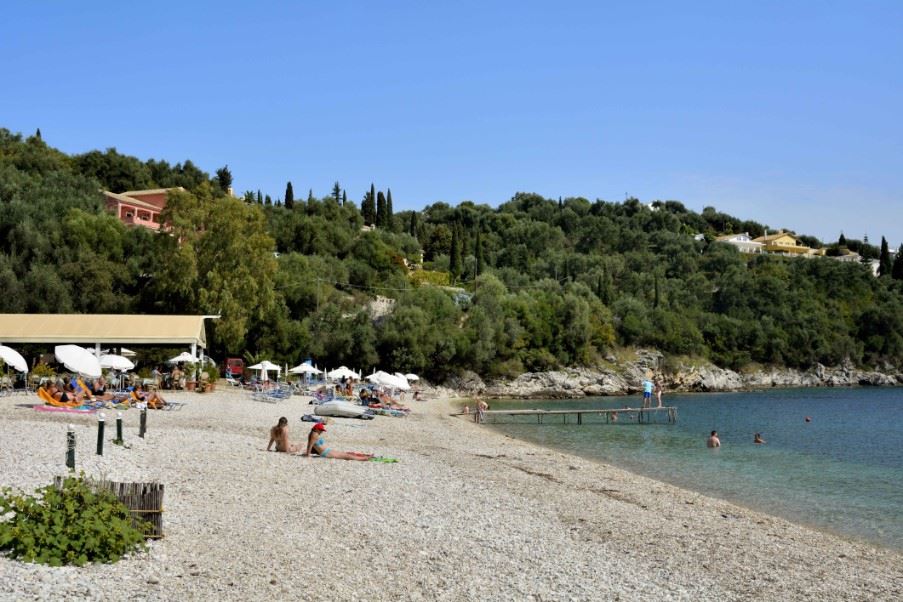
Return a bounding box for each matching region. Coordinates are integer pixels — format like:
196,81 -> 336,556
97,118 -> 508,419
314,399 -> 373,419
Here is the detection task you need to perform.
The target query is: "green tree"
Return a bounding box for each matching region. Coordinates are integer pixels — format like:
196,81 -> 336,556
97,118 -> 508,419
893,245 -> 903,280
215,165 -> 233,194
449,223 -> 462,282
342,190 -> 347,206
386,188 -> 394,227
332,181 -> 341,205
878,236 -> 892,276
376,191 -> 387,228
284,181 -> 294,209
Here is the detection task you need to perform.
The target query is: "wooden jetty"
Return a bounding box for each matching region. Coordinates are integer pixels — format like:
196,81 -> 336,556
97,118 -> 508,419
455,406 -> 677,425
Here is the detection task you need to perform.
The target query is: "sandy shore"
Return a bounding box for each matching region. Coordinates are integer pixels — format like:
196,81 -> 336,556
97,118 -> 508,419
0,388 -> 900,601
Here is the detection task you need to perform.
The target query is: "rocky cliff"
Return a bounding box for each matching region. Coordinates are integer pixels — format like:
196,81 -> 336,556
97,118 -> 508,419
442,351 -> 903,399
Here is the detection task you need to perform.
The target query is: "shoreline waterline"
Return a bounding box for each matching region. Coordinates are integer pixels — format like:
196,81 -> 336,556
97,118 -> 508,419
476,387 -> 903,552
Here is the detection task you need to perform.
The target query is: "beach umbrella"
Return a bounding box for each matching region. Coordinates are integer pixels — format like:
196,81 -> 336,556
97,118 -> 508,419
0,345 -> 28,373
54,345 -> 102,378
289,363 -> 322,375
119,347 -> 137,357
327,366 -> 357,380
167,352 -> 198,364
393,373 -> 411,390
99,354 -> 135,371
249,360 -> 281,381
404,373 -> 420,382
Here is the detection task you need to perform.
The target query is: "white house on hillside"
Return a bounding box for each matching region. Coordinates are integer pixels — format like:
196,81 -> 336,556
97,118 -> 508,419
715,232 -> 765,254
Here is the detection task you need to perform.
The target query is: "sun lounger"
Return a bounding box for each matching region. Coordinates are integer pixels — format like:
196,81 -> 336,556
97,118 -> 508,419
37,386 -> 82,408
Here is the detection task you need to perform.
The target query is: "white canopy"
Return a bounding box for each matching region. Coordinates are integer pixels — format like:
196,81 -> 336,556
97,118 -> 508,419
167,352 -> 198,364
99,354 -> 135,371
55,344 -> 102,378
404,373 -> 420,382
327,366 -> 358,380
0,345 -> 28,373
289,363 -> 322,375
119,347 -> 137,357
366,370 -> 409,390
249,360 -> 281,381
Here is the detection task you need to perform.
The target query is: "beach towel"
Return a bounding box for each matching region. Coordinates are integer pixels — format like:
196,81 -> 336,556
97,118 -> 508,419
368,456 -> 398,463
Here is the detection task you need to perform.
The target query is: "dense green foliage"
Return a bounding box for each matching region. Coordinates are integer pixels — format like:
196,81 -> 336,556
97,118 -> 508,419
0,475 -> 148,566
2,128 -> 903,379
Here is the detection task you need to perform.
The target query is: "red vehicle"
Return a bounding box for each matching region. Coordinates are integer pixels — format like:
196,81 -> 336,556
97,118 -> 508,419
223,358 -> 244,379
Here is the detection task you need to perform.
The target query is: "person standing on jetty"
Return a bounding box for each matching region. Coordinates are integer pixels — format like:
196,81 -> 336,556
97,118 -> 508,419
707,431 -> 721,448
641,378 -> 654,409
654,379 -> 664,408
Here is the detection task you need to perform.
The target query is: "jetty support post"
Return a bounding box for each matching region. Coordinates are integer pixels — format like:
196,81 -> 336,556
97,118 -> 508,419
139,408 -> 147,438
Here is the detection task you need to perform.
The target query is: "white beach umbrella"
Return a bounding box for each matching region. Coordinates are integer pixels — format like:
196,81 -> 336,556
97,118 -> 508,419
249,360 -> 281,381
0,345 -> 28,373
289,363 -> 322,375
55,345 -> 102,378
167,352 -> 198,364
119,347 -> 137,357
327,366 -> 357,380
404,373 -> 420,382
393,372 -> 411,390
99,354 -> 135,371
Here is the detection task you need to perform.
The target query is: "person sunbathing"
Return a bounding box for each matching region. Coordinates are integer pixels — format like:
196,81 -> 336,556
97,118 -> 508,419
267,417 -> 304,453
91,377 -> 117,401
133,384 -> 167,409
302,423 -> 373,461
45,383 -> 80,405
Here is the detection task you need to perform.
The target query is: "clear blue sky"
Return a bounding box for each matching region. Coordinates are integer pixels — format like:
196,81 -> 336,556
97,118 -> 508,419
3,1 -> 901,246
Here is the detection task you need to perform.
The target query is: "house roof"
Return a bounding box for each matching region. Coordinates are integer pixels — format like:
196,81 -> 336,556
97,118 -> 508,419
753,231 -> 799,244
716,233 -> 762,243
121,187 -> 184,197
0,314 -> 213,348
103,191 -> 160,211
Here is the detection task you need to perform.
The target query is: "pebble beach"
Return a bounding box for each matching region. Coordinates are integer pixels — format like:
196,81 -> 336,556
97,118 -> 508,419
1,387 -> 901,601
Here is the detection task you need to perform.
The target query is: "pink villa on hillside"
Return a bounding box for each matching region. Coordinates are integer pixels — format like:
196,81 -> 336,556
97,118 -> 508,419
103,187 -> 184,231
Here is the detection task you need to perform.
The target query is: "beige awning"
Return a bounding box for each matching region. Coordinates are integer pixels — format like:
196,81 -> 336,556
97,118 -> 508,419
0,314 -> 210,348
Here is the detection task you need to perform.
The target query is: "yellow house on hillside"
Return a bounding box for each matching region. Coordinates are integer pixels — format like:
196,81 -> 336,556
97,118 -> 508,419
753,230 -> 812,256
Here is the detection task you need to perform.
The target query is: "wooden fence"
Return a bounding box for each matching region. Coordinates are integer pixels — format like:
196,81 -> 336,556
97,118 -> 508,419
55,477 -> 165,538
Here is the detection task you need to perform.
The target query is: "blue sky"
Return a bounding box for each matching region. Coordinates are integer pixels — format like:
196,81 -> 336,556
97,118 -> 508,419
3,1 -> 902,245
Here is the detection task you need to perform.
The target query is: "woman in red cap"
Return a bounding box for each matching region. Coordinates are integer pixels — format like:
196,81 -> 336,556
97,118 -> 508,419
303,422 -> 374,461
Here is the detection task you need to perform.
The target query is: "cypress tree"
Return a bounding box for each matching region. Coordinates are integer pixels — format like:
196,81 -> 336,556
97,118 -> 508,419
342,190 -> 347,206
35,128 -> 42,140
308,189 -> 315,203
265,194 -> 272,206
409,211 -> 418,238
879,236 -> 892,276
362,189 -> 376,225
475,226 -> 483,276
838,232 -> 847,247
284,181 -> 294,209
332,181 -> 341,204
376,191 -> 387,228
257,190 -> 262,204
892,245 -> 903,280
450,223 -> 462,282
387,188 -> 394,226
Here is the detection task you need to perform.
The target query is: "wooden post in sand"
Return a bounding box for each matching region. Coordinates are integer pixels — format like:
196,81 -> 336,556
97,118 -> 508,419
66,424 -> 76,470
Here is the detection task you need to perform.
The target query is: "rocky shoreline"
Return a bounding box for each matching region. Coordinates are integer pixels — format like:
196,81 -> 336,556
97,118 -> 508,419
443,350 -> 902,399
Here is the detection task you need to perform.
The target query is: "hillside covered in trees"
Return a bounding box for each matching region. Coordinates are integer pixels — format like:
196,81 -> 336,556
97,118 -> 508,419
2,127 -> 903,380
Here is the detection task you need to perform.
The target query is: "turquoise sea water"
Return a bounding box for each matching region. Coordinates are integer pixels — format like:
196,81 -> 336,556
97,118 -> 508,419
483,388 -> 903,550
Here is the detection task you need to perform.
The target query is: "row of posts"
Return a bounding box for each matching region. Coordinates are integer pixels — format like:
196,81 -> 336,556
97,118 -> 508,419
65,408 -> 147,470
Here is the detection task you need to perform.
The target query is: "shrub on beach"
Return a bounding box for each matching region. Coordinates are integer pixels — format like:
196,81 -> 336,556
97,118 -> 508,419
0,475 -> 148,566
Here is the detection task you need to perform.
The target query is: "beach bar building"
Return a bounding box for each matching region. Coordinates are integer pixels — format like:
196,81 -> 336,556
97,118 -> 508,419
0,314 -> 215,362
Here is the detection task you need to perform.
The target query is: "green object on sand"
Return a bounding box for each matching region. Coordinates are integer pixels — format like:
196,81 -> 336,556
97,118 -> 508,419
369,456 -> 398,463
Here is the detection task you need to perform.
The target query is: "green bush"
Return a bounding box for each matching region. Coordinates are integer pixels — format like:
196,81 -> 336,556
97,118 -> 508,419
0,475 -> 148,566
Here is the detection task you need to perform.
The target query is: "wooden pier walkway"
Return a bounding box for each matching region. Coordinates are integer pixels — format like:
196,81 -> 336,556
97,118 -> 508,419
455,406 -> 677,425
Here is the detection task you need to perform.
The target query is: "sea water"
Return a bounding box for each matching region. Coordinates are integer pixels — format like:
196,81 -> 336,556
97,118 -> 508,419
483,388 -> 903,550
